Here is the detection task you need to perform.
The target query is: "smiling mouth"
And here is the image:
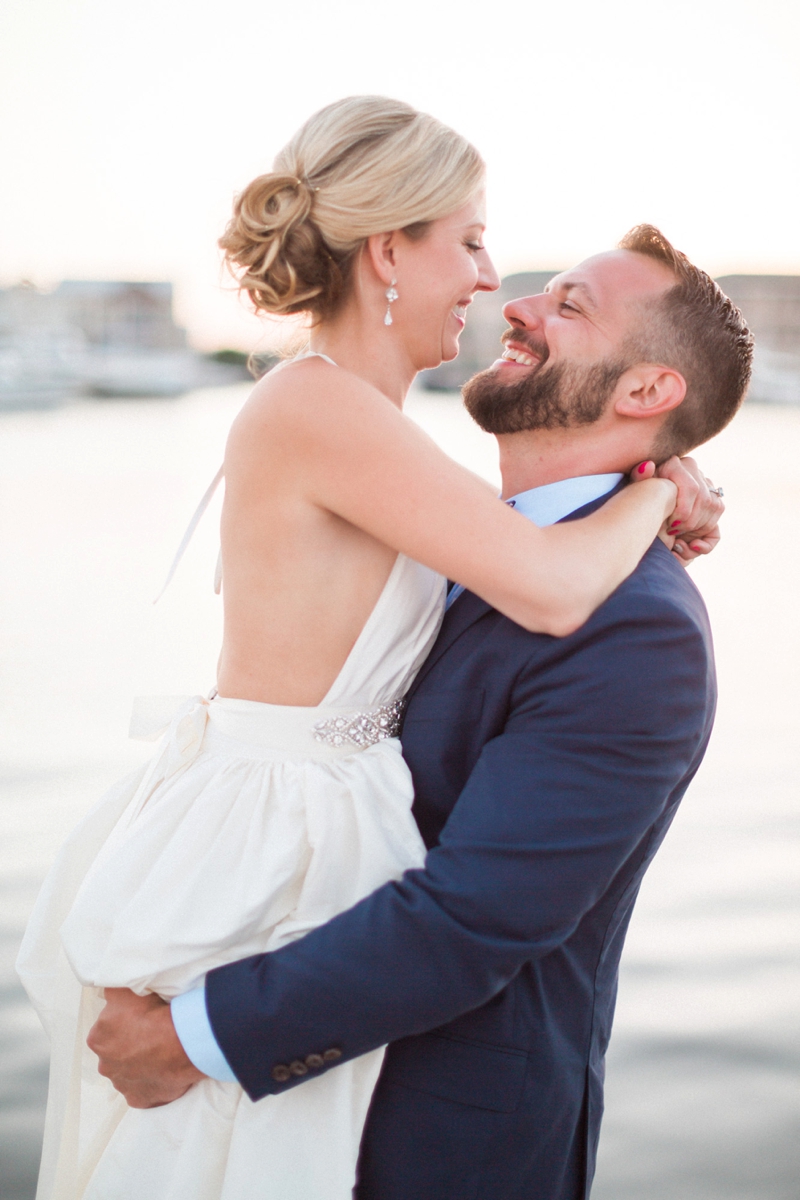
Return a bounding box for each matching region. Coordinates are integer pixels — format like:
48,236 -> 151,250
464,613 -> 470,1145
497,333 -> 548,368
501,345 -> 539,366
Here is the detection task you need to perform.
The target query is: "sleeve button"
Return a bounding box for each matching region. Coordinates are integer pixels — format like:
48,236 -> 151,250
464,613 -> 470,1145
289,1059 -> 309,1076
322,1047 -> 342,1063
271,1064 -> 292,1083
305,1053 -> 325,1070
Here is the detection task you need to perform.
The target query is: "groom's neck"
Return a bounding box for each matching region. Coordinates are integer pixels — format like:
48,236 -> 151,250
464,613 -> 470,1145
496,426 -> 639,500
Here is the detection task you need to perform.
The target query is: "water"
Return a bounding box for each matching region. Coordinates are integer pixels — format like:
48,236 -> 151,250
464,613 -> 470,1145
1,387 -> 798,1199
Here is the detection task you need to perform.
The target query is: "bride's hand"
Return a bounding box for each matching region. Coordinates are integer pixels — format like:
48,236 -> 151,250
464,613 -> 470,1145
631,456 -> 724,566
671,523 -> 721,564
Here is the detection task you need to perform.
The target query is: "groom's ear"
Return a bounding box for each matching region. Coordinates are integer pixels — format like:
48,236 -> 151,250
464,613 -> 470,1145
613,363 -> 687,420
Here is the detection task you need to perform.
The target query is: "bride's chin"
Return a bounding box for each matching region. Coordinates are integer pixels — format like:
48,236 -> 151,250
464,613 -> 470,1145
410,329 -> 461,371
439,337 -> 462,364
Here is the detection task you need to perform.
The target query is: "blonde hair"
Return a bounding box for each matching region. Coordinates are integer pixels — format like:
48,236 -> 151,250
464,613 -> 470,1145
219,96 -> 485,321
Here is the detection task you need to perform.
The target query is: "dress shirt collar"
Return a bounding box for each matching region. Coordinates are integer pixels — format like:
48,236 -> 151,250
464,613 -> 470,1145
506,472 -> 625,527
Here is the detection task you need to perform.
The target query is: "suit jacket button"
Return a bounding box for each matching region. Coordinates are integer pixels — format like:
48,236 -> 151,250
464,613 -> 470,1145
271,1064 -> 291,1083
305,1053 -> 325,1070
290,1059 -> 309,1076
322,1047 -> 342,1063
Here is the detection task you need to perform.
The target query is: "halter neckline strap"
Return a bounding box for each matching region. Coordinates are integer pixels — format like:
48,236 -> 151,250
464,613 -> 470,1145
153,466 -> 224,604
153,351 -> 339,603
292,349 -> 338,367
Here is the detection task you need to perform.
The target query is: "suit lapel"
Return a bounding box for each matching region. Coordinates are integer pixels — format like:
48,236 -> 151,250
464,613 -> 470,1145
410,589 -> 493,695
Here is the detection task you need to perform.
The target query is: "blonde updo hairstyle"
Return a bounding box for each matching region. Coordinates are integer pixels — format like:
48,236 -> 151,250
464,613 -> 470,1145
219,96 -> 486,323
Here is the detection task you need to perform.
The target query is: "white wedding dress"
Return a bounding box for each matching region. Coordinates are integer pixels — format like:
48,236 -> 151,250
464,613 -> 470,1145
18,421 -> 446,1199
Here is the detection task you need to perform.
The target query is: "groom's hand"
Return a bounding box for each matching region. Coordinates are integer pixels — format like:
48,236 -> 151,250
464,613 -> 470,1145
87,987 -> 206,1108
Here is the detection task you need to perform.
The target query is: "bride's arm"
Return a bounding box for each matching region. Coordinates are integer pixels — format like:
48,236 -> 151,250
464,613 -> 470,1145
231,363 -> 680,637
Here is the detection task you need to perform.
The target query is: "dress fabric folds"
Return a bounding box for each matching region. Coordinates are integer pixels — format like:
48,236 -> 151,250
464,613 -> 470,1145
18,551 -> 445,1200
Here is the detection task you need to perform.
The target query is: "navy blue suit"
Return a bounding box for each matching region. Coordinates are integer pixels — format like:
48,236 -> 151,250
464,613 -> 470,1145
206,496 -> 716,1199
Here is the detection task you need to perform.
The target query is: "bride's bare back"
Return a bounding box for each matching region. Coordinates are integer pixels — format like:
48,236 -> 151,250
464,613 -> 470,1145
217,360 -> 401,705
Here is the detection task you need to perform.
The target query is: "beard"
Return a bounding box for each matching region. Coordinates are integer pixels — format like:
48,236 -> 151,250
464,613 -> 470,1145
463,352 -> 628,435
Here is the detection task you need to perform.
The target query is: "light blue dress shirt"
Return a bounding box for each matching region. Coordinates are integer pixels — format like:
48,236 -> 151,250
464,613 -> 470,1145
171,471 -> 624,1082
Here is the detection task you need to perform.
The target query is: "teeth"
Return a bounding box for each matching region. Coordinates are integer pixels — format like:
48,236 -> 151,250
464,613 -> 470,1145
502,347 -> 537,366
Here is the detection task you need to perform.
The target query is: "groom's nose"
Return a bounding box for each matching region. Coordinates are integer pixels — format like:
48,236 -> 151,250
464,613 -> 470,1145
502,293 -> 550,331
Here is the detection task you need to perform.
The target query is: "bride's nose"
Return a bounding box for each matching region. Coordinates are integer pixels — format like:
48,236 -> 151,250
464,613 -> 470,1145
477,252 -> 501,293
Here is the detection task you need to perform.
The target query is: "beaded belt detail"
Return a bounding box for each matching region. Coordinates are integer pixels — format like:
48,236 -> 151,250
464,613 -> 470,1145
313,698 -> 406,748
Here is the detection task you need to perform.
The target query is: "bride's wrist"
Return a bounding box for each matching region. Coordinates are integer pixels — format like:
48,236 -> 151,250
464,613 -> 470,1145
654,477 -> 678,520
629,466 -> 677,520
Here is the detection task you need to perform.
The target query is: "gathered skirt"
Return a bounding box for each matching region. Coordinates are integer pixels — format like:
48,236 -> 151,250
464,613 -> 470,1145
18,693 -> 428,1200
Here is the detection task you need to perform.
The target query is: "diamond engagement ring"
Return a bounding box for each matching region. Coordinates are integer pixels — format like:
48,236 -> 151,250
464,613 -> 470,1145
709,486 -> 724,497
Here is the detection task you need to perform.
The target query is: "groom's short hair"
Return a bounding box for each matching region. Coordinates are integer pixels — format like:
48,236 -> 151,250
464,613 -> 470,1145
618,225 -> 753,458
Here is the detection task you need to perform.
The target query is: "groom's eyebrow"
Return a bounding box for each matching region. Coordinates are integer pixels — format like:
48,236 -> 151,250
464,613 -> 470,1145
548,279 -> 598,312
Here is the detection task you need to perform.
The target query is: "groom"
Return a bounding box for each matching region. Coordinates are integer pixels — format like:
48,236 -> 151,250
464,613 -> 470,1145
90,226 -> 751,1198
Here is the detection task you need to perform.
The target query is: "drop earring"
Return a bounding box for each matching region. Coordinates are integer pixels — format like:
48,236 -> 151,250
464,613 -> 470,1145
384,279 -> 398,326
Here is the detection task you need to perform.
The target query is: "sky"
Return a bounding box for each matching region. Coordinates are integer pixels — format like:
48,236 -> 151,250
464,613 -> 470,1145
1,0 -> 799,349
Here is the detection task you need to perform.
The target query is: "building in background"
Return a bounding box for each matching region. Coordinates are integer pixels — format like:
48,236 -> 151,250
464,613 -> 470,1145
0,282 -> 88,408
48,281 -> 186,352
0,281 -> 246,409
716,276 -> 800,404
420,272 -> 800,405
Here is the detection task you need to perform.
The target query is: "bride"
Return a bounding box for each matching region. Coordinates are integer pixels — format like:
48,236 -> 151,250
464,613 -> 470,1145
18,96 -> 717,1200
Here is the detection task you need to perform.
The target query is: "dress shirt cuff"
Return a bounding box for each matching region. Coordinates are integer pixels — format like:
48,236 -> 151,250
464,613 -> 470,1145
170,985 -> 238,1082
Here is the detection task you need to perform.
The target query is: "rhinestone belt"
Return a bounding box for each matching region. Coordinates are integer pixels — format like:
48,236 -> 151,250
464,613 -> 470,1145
313,698 -> 406,748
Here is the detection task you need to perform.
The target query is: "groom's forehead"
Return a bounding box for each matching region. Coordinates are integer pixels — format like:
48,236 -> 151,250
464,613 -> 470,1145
547,250 -> 675,313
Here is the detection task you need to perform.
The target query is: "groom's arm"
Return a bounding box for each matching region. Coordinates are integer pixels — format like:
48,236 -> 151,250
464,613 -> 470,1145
202,588 -> 713,1101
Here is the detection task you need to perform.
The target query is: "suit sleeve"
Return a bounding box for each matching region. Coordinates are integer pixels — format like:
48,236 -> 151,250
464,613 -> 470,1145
205,591 -> 713,1100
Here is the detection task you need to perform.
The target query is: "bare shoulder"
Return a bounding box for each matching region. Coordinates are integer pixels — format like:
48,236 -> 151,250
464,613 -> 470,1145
227,357 -> 400,465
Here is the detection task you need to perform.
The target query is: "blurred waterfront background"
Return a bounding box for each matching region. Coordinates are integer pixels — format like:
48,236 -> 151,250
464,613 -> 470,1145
1,383 -> 799,1200
2,0 -> 800,1195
